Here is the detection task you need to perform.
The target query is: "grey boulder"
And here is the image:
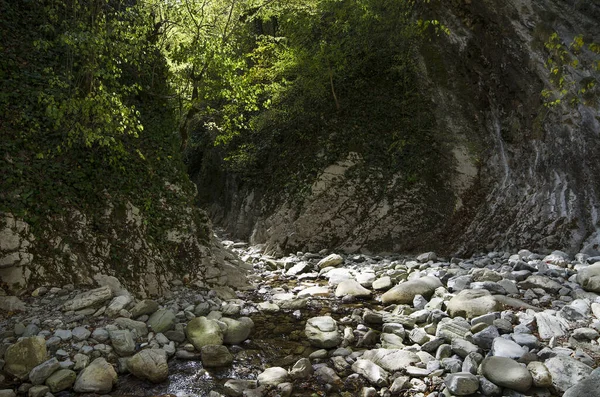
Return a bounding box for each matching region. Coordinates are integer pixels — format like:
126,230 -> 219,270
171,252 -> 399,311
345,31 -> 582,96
127,349 -> 169,383
305,316 -> 341,348
381,276 -> 442,305
481,356 -> 532,392
73,357 -> 118,394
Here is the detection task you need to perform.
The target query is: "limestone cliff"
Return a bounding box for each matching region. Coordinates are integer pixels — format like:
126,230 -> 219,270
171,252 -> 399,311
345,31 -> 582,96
191,0 -> 600,256
0,188 -> 248,297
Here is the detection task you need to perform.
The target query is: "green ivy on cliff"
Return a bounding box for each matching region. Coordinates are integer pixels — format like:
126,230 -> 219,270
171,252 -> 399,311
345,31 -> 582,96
0,0 -> 202,241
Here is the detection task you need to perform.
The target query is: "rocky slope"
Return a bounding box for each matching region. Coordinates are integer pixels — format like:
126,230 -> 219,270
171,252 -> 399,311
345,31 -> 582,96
192,0 -> 600,256
2,240 -> 600,396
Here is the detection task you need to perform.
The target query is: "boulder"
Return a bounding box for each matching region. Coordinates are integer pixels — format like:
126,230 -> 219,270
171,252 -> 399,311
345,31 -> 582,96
62,286 -> 112,311
351,359 -> 389,387
305,316 -> 341,348
147,309 -> 176,334
527,361 -> 552,388
290,358 -> 313,380
221,317 -> 254,344
372,276 -> 392,291
200,345 -> 233,367
127,349 -> 169,383
28,385 -> 49,397
361,349 -> 420,372
564,368 -> 600,397
446,289 -> 501,318
130,300 -> 159,318
491,337 -> 525,359
545,355 -> 593,393
535,312 -> 568,340
481,356 -> 532,392
109,330 -> 136,356
334,279 -> 371,298
4,336 -> 47,379
445,372 -> 479,396
28,358 -> 60,385
105,295 -> 131,317
258,367 -> 289,386
45,369 -> 76,393
577,262 -> 600,293
0,296 -> 26,311
317,254 -> 344,269
518,275 -> 563,293
73,357 -> 118,394
381,276 -> 442,304
186,317 -> 224,349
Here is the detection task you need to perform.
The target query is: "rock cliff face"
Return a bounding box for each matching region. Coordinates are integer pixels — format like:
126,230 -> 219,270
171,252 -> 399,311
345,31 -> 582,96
192,0 -> 600,256
0,185 -> 248,297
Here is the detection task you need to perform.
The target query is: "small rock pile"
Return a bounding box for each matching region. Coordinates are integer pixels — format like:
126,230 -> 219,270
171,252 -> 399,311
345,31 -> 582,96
1,245 -> 600,397
0,275 -> 254,397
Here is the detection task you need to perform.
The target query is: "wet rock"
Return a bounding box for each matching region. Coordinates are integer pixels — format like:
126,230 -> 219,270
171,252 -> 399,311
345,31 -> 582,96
28,358 -> 60,385
545,355 -> 593,393
73,357 -> 117,394
305,316 -> 341,348
447,289 -> 501,318
186,317 -> 224,349
62,286 -> 112,311
445,372 -> 479,395
257,367 -> 289,386
381,276 -> 442,304
201,345 -> 233,367
481,356 -> 532,392
4,336 -> 47,379
127,349 -> 169,383
45,369 -> 75,393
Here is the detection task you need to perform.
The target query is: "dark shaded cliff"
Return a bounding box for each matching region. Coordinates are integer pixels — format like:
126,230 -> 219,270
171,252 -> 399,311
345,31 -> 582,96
190,0 -> 600,256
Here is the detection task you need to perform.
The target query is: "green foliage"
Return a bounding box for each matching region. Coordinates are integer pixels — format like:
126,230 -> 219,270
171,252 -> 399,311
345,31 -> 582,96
541,32 -> 600,108
163,0 -> 443,202
0,0 -> 202,242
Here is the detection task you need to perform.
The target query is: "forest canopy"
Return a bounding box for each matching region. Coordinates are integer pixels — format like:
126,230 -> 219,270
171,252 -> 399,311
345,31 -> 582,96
1,0 -> 440,224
